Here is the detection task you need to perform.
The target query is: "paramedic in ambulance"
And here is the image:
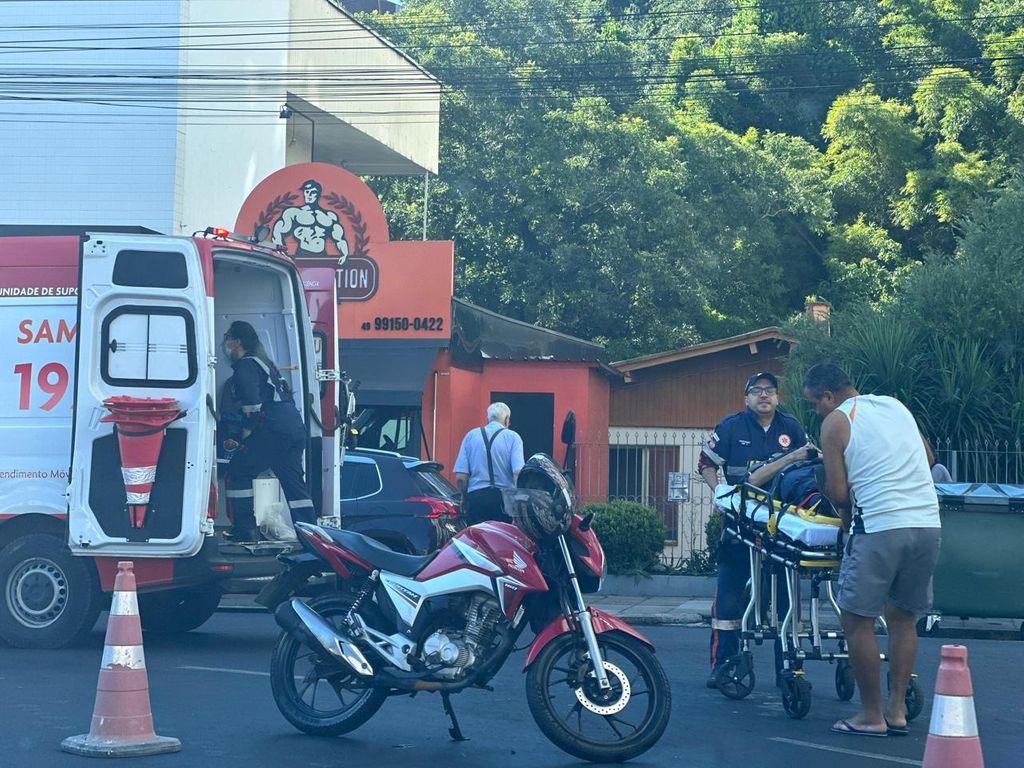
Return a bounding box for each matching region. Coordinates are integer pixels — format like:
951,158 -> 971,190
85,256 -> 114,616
221,321 -> 316,541
271,179 -> 349,265
698,372 -> 815,690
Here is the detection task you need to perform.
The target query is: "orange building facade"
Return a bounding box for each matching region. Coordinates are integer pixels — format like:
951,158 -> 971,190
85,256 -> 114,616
235,163 -> 614,489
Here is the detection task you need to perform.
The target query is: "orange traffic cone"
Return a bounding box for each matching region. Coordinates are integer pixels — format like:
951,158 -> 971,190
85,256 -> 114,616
62,561 -> 181,757
922,644 -> 984,768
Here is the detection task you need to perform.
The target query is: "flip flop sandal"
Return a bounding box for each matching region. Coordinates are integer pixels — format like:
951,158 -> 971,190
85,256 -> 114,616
831,719 -> 889,738
886,720 -> 909,736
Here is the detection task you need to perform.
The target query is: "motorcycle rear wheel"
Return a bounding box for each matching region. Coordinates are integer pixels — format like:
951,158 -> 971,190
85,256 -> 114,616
270,595 -> 387,736
526,631 -> 671,763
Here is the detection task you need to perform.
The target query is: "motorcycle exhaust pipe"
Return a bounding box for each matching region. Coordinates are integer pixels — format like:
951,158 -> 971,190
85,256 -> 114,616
274,598 -> 374,677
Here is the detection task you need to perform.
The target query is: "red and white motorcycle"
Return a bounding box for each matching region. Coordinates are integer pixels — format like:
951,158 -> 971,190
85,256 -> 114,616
261,455 -> 671,763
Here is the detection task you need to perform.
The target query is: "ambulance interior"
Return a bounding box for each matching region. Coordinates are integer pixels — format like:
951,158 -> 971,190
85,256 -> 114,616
211,251 -> 308,539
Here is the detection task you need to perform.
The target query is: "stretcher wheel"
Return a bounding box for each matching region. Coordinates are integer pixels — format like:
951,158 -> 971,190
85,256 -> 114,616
716,652 -> 755,700
781,675 -> 812,719
834,660 -> 855,701
904,675 -> 924,721
885,671 -> 924,722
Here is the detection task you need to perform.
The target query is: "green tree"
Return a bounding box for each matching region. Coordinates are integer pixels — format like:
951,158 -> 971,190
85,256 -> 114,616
822,87 -> 923,225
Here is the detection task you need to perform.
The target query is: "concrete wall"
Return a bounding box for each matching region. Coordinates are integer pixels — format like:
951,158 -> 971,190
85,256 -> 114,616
0,1 -> 182,232
289,0 -> 440,174
0,0 -> 436,235
173,0 -> 290,234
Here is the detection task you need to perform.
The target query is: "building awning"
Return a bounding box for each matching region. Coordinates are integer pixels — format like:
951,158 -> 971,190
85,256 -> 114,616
339,339 -> 440,406
451,298 -> 606,364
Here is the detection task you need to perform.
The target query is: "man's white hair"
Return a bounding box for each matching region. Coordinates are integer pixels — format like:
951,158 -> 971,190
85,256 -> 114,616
487,402 -> 511,423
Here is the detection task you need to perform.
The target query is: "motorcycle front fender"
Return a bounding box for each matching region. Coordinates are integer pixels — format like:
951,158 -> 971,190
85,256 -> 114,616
522,607 -> 654,671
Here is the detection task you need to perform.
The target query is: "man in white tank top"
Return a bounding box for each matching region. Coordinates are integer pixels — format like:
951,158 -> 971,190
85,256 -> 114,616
803,363 -> 941,738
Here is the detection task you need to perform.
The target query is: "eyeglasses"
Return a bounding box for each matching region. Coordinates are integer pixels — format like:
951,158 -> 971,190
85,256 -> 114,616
747,386 -> 778,396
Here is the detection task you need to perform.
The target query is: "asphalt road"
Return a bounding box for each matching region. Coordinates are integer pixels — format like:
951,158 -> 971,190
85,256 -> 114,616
1,613 -> 1020,768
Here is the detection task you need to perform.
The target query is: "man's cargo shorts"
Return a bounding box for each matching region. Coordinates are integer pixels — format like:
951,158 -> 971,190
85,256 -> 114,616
837,527 -> 941,618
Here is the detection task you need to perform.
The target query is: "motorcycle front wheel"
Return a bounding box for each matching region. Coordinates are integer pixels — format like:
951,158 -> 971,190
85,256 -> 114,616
269,595 -> 387,736
526,631 -> 671,763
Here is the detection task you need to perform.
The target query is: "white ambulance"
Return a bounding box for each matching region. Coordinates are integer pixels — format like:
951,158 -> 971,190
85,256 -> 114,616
0,226 -> 347,648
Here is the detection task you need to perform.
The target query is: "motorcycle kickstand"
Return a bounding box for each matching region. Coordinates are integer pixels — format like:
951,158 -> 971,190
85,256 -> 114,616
440,692 -> 468,742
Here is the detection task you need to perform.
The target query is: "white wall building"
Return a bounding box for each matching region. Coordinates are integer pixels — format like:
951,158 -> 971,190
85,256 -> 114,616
0,0 -> 439,234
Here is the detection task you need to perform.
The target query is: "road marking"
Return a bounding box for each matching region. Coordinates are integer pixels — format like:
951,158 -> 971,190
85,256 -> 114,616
178,665 -> 269,677
768,737 -> 923,766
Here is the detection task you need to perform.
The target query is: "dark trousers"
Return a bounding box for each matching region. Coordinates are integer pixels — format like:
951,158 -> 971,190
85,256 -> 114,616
465,486 -> 510,525
225,429 -> 315,531
709,538 -> 789,679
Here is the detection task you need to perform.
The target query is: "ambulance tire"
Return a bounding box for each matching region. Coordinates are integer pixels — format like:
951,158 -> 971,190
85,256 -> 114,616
139,584 -> 222,633
0,533 -> 103,649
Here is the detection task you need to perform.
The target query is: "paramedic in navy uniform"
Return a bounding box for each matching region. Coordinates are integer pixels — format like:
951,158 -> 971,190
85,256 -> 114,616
221,321 -> 316,541
698,372 -> 814,689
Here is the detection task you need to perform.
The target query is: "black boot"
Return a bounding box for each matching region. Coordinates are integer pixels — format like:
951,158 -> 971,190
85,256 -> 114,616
224,526 -> 262,542
226,492 -> 261,541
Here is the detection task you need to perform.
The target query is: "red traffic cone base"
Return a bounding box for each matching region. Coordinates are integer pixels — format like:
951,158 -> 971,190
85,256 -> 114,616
922,644 -> 984,768
61,561 -> 181,758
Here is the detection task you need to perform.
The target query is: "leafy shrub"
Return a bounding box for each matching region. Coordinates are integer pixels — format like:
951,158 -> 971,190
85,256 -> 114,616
584,500 -> 668,575
704,509 -> 723,571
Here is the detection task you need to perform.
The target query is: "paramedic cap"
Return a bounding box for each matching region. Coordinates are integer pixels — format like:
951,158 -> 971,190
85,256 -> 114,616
745,372 -> 779,393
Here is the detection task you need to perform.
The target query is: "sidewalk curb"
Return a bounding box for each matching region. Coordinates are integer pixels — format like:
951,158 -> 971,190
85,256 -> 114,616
602,574 -> 716,598
214,599 -> 1021,639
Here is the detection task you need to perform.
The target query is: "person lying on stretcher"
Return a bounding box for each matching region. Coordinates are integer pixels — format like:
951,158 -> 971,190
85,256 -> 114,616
748,449 -> 840,516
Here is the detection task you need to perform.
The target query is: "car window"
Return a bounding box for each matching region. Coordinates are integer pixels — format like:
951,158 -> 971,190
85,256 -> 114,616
341,461 -> 382,499
413,469 -> 458,499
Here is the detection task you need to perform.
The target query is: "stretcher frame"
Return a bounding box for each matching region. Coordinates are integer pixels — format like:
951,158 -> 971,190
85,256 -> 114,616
714,483 -> 923,720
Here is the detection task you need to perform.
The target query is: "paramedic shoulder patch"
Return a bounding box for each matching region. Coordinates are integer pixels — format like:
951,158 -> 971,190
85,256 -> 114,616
779,434 -> 792,449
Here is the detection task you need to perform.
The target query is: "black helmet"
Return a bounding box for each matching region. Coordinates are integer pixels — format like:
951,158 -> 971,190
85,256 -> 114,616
509,454 -> 575,539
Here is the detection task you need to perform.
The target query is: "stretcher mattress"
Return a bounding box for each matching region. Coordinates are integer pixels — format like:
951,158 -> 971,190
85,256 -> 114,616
715,485 -> 841,548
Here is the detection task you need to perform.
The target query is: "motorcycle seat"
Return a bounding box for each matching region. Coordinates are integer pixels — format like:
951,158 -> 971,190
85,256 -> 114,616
327,528 -> 436,577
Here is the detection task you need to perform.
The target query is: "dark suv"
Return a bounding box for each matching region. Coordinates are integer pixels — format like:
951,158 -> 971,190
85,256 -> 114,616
340,448 -> 464,555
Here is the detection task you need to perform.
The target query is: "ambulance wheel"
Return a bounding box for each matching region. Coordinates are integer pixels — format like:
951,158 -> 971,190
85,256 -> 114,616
0,533 -> 102,649
781,675 -> 812,719
716,653 -> 755,700
139,585 -> 222,633
835,659 -> 856,701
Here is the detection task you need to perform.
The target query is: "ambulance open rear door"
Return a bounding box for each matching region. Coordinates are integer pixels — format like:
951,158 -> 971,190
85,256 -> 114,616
67,233 -> 215,557
300,267 -> 346,527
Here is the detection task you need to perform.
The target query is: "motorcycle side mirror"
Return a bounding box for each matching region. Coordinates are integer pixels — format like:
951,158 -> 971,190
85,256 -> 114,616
560,411 -> 576,445
579,512 -> 594,531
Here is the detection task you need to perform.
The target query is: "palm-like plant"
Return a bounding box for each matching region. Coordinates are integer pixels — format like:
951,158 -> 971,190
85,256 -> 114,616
917,338 -> 1002,445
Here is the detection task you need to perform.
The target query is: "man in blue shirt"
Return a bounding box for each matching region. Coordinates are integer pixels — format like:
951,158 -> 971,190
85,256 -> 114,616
454,403 -> 526,524
699,372 -> 813,688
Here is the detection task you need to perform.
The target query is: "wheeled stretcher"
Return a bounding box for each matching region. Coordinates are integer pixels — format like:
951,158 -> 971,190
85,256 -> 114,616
712,483 -> 924,721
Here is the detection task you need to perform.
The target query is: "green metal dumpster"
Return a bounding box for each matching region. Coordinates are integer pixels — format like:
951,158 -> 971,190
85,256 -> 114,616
933,483 -> 1024,621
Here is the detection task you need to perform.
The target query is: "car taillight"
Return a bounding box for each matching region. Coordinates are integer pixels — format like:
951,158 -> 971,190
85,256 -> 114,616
407,496 -> 458,519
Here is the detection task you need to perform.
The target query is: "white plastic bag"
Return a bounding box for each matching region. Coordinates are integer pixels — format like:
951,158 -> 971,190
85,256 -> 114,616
254,477 -> 296,541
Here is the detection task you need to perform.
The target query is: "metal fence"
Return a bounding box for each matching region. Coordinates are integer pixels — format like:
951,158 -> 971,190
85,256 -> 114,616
575,430 -> 1024,566
931,438 -> 1024,485
576,428 -> 715,566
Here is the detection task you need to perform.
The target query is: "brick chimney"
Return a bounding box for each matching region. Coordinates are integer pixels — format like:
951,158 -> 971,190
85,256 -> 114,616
805,297 -> 831,334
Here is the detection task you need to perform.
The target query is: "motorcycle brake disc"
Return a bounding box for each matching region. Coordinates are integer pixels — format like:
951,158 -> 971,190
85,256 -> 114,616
575,661 -> 631,715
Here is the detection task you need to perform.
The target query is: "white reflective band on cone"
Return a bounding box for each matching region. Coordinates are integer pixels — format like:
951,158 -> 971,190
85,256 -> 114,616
121,465 -> 157,484
101,644 -> 147,670
110,590 -> 140,617
711,619 -> 742,631
929,694 -> 979,737
126,492 -> 151,504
